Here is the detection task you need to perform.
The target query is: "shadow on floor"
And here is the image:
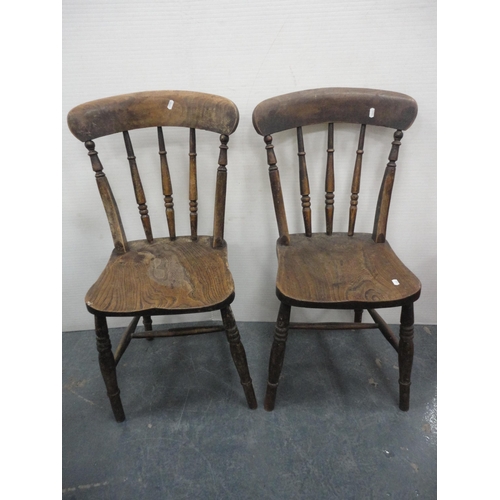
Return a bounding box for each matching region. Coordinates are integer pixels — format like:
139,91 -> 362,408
63,321 -> 436,499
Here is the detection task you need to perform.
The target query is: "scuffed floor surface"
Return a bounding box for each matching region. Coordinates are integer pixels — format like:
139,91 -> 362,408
63,321 -> 437,499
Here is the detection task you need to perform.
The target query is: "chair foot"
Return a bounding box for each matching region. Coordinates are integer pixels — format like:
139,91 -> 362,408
264,302 -> 291,411
221,306 -> 258,409
95,315 -> 126,422
264,382 -> 279,411
398,303 -> 414,411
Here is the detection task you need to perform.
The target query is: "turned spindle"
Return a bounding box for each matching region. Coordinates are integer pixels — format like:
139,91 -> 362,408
157,127 -> 176,240
297,126 -> 312,236
348,124 -> 366,236
325,123 -> 335,235
123,131 -> 153,243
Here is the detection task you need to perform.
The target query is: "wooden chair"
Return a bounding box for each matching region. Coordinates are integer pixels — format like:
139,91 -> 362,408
67,91 -> 257,421
252,88 -> 421,411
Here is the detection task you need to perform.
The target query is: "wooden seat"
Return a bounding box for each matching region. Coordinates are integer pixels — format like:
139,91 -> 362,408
85,236 -> 234,315
252,87 -> 421,411
67,90 -> 257,421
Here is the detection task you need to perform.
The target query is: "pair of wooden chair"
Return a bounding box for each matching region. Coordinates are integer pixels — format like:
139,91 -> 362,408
67,88 -> 421,421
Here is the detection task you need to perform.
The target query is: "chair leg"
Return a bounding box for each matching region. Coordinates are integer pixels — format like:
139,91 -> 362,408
398,302 -> 415,411
354,308 -> 363,323
143,315 -> 154,341
264,302 -> 291,411
95,315 -> 125,422
221,306 -> 257,409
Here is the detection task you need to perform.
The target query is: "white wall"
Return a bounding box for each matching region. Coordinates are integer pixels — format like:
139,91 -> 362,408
62,0 -> 436,331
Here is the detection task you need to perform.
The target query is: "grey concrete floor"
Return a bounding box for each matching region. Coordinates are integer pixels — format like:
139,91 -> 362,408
62,320 -> 437,499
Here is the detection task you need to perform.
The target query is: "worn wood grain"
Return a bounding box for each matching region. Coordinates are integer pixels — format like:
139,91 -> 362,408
85,236 -> 234,315
276,233 -> 421,308
68,90 -> 239,141
253,88 -> 418,136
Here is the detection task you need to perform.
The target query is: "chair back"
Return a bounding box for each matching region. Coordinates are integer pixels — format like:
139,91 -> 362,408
68,90 -> 239,253
252,88 -> 417,244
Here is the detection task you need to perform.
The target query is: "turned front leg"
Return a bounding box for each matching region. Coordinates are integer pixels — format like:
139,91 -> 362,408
221,306 -> 257,409
398,303 -> 415,411
264,302 -> 291,411
95,315 -> 125,422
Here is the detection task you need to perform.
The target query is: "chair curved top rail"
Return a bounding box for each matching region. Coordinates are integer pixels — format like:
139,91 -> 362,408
67,90 -> 240,141
252,87 -> 418,136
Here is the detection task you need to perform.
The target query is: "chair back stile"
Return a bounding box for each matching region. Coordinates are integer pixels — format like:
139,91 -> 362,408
84,139 -> 129,254
372,129 -> 404,243
213,134 -> 229,248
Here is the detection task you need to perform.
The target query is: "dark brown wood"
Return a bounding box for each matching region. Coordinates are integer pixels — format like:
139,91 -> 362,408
85,141 -> 128,254
123,131 -> 153,243
132,324 -> 225,338
213,134 -> 229,248
297,127 -> 312,236
398,302 -> 414,411
276,234 -> 421,309
254,88 -> 420,412
68,90 -> 240,141
265,135 -> 290,245
325,123 -> 335,235
221,306 -> 258,409
68,91 -> 256,420
158,127 -> 176,240
354,308 -> 363,323
372,130 -> 403,243
95,315 -> 125,422
85,236 -> 235,315
264,302 -> 291,411
252,88 -> 418,136
143,315 -> 154,341
189,128 -> 198,240
289,322 -> 377,330
348,124 -> 366,236
114,316 -> 141,365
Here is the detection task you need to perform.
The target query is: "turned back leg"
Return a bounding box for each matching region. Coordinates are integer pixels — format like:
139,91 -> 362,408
264,302 -> 292,411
